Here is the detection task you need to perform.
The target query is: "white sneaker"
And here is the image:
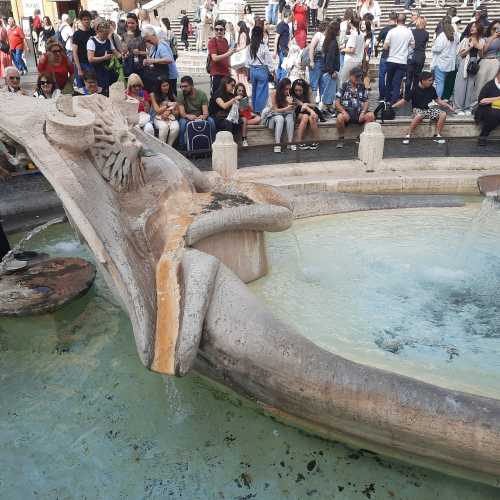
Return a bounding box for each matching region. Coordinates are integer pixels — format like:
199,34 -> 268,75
242,139 -> 249,147
402,134 -> 410,145
288,144 -> 297,151
456,110 -> 465,116
434,135 -> 446,144
273,145 -> 282,153
464,110 -> 472,116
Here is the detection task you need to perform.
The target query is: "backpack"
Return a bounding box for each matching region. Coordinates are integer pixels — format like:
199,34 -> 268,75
374,101 -> 396,122
168,34 -> 178,60
185,120 -> 213,156
55,27 -> 65,45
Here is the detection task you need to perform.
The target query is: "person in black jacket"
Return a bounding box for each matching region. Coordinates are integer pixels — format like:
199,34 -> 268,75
405,16 -> 428,99
320,21 -> 341,117
180,10 -> 190,51
475,68 -> 500,145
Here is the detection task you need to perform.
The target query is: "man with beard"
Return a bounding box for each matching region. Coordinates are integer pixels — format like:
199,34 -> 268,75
176,75 -> 216,150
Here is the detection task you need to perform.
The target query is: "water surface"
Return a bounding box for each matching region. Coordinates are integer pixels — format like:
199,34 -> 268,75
1,223 -> 499,498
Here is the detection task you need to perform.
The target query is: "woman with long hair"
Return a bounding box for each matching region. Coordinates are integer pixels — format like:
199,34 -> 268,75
405,16 -> 429,99
268,77 -> 295,152
150,77 -> 180,145
234,21 -> 250,87
339,7 -> 354,67
293,0 -> 308,49
431,16 -> 459,98
38,16 -> 55,54
321,21 -> 341,115
308,21 -> 328,104
37,38 -> 74,92
243,4 -> 255,30
246,25 -> 273,114
122,13 -> 147,78
0,19 -> 12,78
475,20 -> 500,105
33,73 -> 61,99
209,76 -> 247,141
291,78 -> 320,149
339,16 -> 364,85
454,22 -> 484,114
360,19 -> 374,90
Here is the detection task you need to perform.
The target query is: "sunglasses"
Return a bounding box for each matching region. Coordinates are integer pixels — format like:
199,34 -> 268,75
40,80 -> 52,85
9,76 -> 20,80
215,28 -> 225,32
51,49 -> 62,54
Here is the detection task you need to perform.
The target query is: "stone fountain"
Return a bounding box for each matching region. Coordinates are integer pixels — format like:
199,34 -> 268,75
0,88 -> 499,487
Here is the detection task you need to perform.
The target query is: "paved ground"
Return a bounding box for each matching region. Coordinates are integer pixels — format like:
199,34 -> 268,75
191,137 -> 500,170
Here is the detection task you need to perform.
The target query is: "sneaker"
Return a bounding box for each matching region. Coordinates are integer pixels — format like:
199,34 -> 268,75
309,143 -> 319,150
402,134 -> 410,145
336,141 -> 344,149
433,135 -> 446,144
464,110 -> 472,116
242,139 -> 249,147
456,110 -> 465,116
274,145 -> 282,153
299,143 -> 309,150
288,144 -> 297,151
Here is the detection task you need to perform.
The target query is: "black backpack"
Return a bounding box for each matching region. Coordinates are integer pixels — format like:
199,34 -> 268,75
374,101 -> 396,122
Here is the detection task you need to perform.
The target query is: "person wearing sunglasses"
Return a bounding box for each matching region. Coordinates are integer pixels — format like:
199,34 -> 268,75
3,66 -> 26,94
33,73 -> 61,99
37,39 -> 74,93
208,21 -> 239,95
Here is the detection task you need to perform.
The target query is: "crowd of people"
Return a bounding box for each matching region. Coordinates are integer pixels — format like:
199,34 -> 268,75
0,0 -> 499,153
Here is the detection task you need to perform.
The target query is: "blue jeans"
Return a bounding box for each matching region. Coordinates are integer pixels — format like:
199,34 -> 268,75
276,47 -> 288,82
178,117 -> 216,149
320,72 -> 337,105
385,61 -> 407,104
378,57 -> 388,101
309,57 -> 324,96
74,62 -> 92,88
250,65 -> 270,114
11,48 -> 27,72
266,3 -> 278,24
433,67 -> 447,98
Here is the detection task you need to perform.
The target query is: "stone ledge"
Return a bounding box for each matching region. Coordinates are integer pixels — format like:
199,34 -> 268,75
247,117 -> 499,145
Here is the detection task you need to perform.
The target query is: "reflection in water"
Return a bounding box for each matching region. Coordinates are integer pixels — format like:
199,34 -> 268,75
0,223 -> 499,498
251,202 -> 500,400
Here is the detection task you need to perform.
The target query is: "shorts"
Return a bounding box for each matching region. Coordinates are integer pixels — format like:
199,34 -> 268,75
413,108 -> 441,120
346,109 -> 361,124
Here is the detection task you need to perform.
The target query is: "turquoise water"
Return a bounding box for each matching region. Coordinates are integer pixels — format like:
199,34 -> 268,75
1,223 -> 499,498
251,202 -> 500,400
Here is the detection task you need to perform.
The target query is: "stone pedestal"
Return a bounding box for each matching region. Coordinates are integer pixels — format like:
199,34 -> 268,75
212,131 -> 238,178
193,230 -> 268,283
358,122 -> 384,171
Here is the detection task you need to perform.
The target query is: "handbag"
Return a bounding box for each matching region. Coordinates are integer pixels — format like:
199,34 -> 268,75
467,57 -> 480,76
227,102 -> 240,124
374,101 -> 395,122
0,40 -> 9,54
231,49 -> 246,70
256,54 -> 274,83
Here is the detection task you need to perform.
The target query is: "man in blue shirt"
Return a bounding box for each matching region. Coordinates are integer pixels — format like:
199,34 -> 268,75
142,27 -> 179,94
274,15 -> 291,81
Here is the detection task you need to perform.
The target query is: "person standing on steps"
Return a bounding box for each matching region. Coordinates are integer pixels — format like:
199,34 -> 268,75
383,13 -> 414,104
208,21 -> 236,95
392,71 -> 454,145
7,17 -> 29,75
72,11 -> 95,91
405,15 -> 428,99
375,11 -> 397,102
180,10 -> 190,51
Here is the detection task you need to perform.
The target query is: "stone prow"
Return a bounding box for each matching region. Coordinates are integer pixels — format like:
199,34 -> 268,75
477,174 -> 500,197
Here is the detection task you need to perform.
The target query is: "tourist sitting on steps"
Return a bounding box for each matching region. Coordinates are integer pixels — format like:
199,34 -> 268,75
125,73 -> 152,132
267,78 -> 296,153
291,79 -> 320,150
33,73 -> 61,99
176,75 -> 216,150
335,67 -> 375,149
2,66 -> 27,94
149,77 -> 180,146
391,71 -> 454,144
475,66 -> 500,146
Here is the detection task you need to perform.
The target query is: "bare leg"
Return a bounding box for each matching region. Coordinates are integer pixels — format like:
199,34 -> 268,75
436,112 -> 447,135
309,114 -> 320,140
296,113 -> 309,142
240,117 -> 248,138
408,114 -> 423,136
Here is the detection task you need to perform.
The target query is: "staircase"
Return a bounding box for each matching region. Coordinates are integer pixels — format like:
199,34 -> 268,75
171,0 -> 500,76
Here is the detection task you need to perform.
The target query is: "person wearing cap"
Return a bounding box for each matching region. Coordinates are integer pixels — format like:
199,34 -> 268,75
334,66 -> 375,148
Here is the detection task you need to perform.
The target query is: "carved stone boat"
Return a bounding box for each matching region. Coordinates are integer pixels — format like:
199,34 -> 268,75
1,89 -> 499,487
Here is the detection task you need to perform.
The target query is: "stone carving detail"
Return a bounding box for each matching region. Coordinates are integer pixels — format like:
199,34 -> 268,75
76,95 -> 145,192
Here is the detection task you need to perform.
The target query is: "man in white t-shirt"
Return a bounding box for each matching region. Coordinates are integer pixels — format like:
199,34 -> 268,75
383,13 -> 414,104
58,14 -> 74,62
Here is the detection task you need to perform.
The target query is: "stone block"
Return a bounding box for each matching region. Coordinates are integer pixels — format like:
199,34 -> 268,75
212,131 -> 238,178
358,122 -> 384,171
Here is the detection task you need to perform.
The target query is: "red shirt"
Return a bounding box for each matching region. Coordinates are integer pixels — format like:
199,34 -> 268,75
7,26 -> 24,50
208,37 -> 230,77
37,54 -> 74,90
